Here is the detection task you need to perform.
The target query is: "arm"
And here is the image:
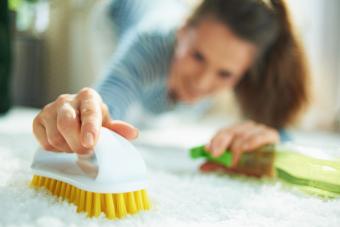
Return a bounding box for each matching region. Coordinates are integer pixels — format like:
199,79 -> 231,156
31,31 -> 162,154
95,30 -> 166,120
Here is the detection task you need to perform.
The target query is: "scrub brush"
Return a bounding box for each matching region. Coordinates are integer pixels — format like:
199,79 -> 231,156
190,144 -> 340,198
30,127 -> 151,219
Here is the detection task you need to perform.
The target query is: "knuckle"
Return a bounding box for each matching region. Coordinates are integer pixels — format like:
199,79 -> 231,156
55,94 -> 70,105
42,103 -> 54,115
79,87 -> 95,98
57,110 -> 77,131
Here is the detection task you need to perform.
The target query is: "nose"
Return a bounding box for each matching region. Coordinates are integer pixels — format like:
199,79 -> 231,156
195,68 -> 215,92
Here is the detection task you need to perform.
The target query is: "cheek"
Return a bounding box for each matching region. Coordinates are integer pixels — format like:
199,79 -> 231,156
174,55 -> 202,79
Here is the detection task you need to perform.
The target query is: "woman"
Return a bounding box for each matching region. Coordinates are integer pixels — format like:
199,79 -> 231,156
33,0 -> 308,170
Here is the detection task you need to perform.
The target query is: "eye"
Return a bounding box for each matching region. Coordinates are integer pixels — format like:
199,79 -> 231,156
218,70 -> 232,80
192,50 -> 205,63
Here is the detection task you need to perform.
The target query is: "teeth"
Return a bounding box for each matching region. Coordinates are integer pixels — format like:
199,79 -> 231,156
30,175 -> 151,219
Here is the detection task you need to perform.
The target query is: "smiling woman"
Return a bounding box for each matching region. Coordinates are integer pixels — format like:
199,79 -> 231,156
32,0 -> 309,167
168,19 -> 257,103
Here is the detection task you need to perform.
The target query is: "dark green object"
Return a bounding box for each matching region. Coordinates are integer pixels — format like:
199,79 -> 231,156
190,145 -> 233,167
0,0 -> 12,114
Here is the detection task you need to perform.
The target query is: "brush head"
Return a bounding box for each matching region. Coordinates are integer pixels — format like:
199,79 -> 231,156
31,127 -> 148,193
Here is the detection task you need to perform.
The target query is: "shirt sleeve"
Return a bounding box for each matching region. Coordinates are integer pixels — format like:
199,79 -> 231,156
95,31 -> 164,120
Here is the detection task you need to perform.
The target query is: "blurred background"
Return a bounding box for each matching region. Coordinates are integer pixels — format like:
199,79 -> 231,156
1,0 -> 340,132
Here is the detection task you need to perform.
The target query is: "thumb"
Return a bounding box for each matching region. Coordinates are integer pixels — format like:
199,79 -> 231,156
100,103 -> 139,140
103,120 -> 139,140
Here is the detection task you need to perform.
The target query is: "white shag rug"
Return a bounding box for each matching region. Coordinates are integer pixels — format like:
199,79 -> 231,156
0,108 -> 340,227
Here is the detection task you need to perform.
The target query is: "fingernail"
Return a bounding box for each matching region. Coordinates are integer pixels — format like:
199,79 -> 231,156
83,132 -> 94,148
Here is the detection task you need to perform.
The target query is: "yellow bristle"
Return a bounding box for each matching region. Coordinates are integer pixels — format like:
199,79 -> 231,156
75,188 -> 81,206
31,175 -> 39,187
100,194 -> 106,214
115,193 -> 127,218
44,178 -> 50,189
36,176 -> 42,187
126,192 -> 137,214
141,189 -> 151,210
93,193 -> 101,217
65,184 -> 72,200
70,186 -> 77,203
104,193 -> 116,219
30,175 -> 150,220
54,180 -> 62,196
38,176 -> 46,187
134,190 -> 144,210
59,182 -> 66,199
48,179 -> 56,193
77,190 -> 86,212
85,191 -> 93,217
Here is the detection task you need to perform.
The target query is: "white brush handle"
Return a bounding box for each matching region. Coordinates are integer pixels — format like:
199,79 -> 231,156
31,128 -> 148,193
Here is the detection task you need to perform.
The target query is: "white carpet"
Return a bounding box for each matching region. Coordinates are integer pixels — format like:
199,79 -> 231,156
0,108 -> 340,227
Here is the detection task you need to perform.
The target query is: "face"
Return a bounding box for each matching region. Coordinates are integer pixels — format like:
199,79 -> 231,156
168,19 -> 257,104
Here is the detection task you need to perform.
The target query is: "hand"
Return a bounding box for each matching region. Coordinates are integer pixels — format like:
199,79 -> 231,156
203,121 -> 279,168
32,87 -> 138,154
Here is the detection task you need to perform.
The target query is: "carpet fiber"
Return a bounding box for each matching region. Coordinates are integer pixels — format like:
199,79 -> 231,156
0,108 -> 339,227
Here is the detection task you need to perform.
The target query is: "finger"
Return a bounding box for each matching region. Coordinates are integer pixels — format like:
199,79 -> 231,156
211,122 -> 255,155
229,132 -> 252,167
32,119 -> 56,151
243,129 -> 279,152
207,128 -> 232,153
231,149 -> 243,168
103,120 -> 139,140
57,103 -> 88,154
42,112 -> 73,152
230,126 -> 264,153
79,97 -> 102,148
210,132 -> 233,157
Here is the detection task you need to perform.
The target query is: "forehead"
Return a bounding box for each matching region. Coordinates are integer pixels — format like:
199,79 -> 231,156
188,19 -> 257,74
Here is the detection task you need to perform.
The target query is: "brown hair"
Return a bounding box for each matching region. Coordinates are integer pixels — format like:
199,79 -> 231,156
188,0 -> 309,129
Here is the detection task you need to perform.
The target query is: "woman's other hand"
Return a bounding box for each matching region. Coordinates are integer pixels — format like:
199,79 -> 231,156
32,87 -> 138,154
203,121 -> 279,168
